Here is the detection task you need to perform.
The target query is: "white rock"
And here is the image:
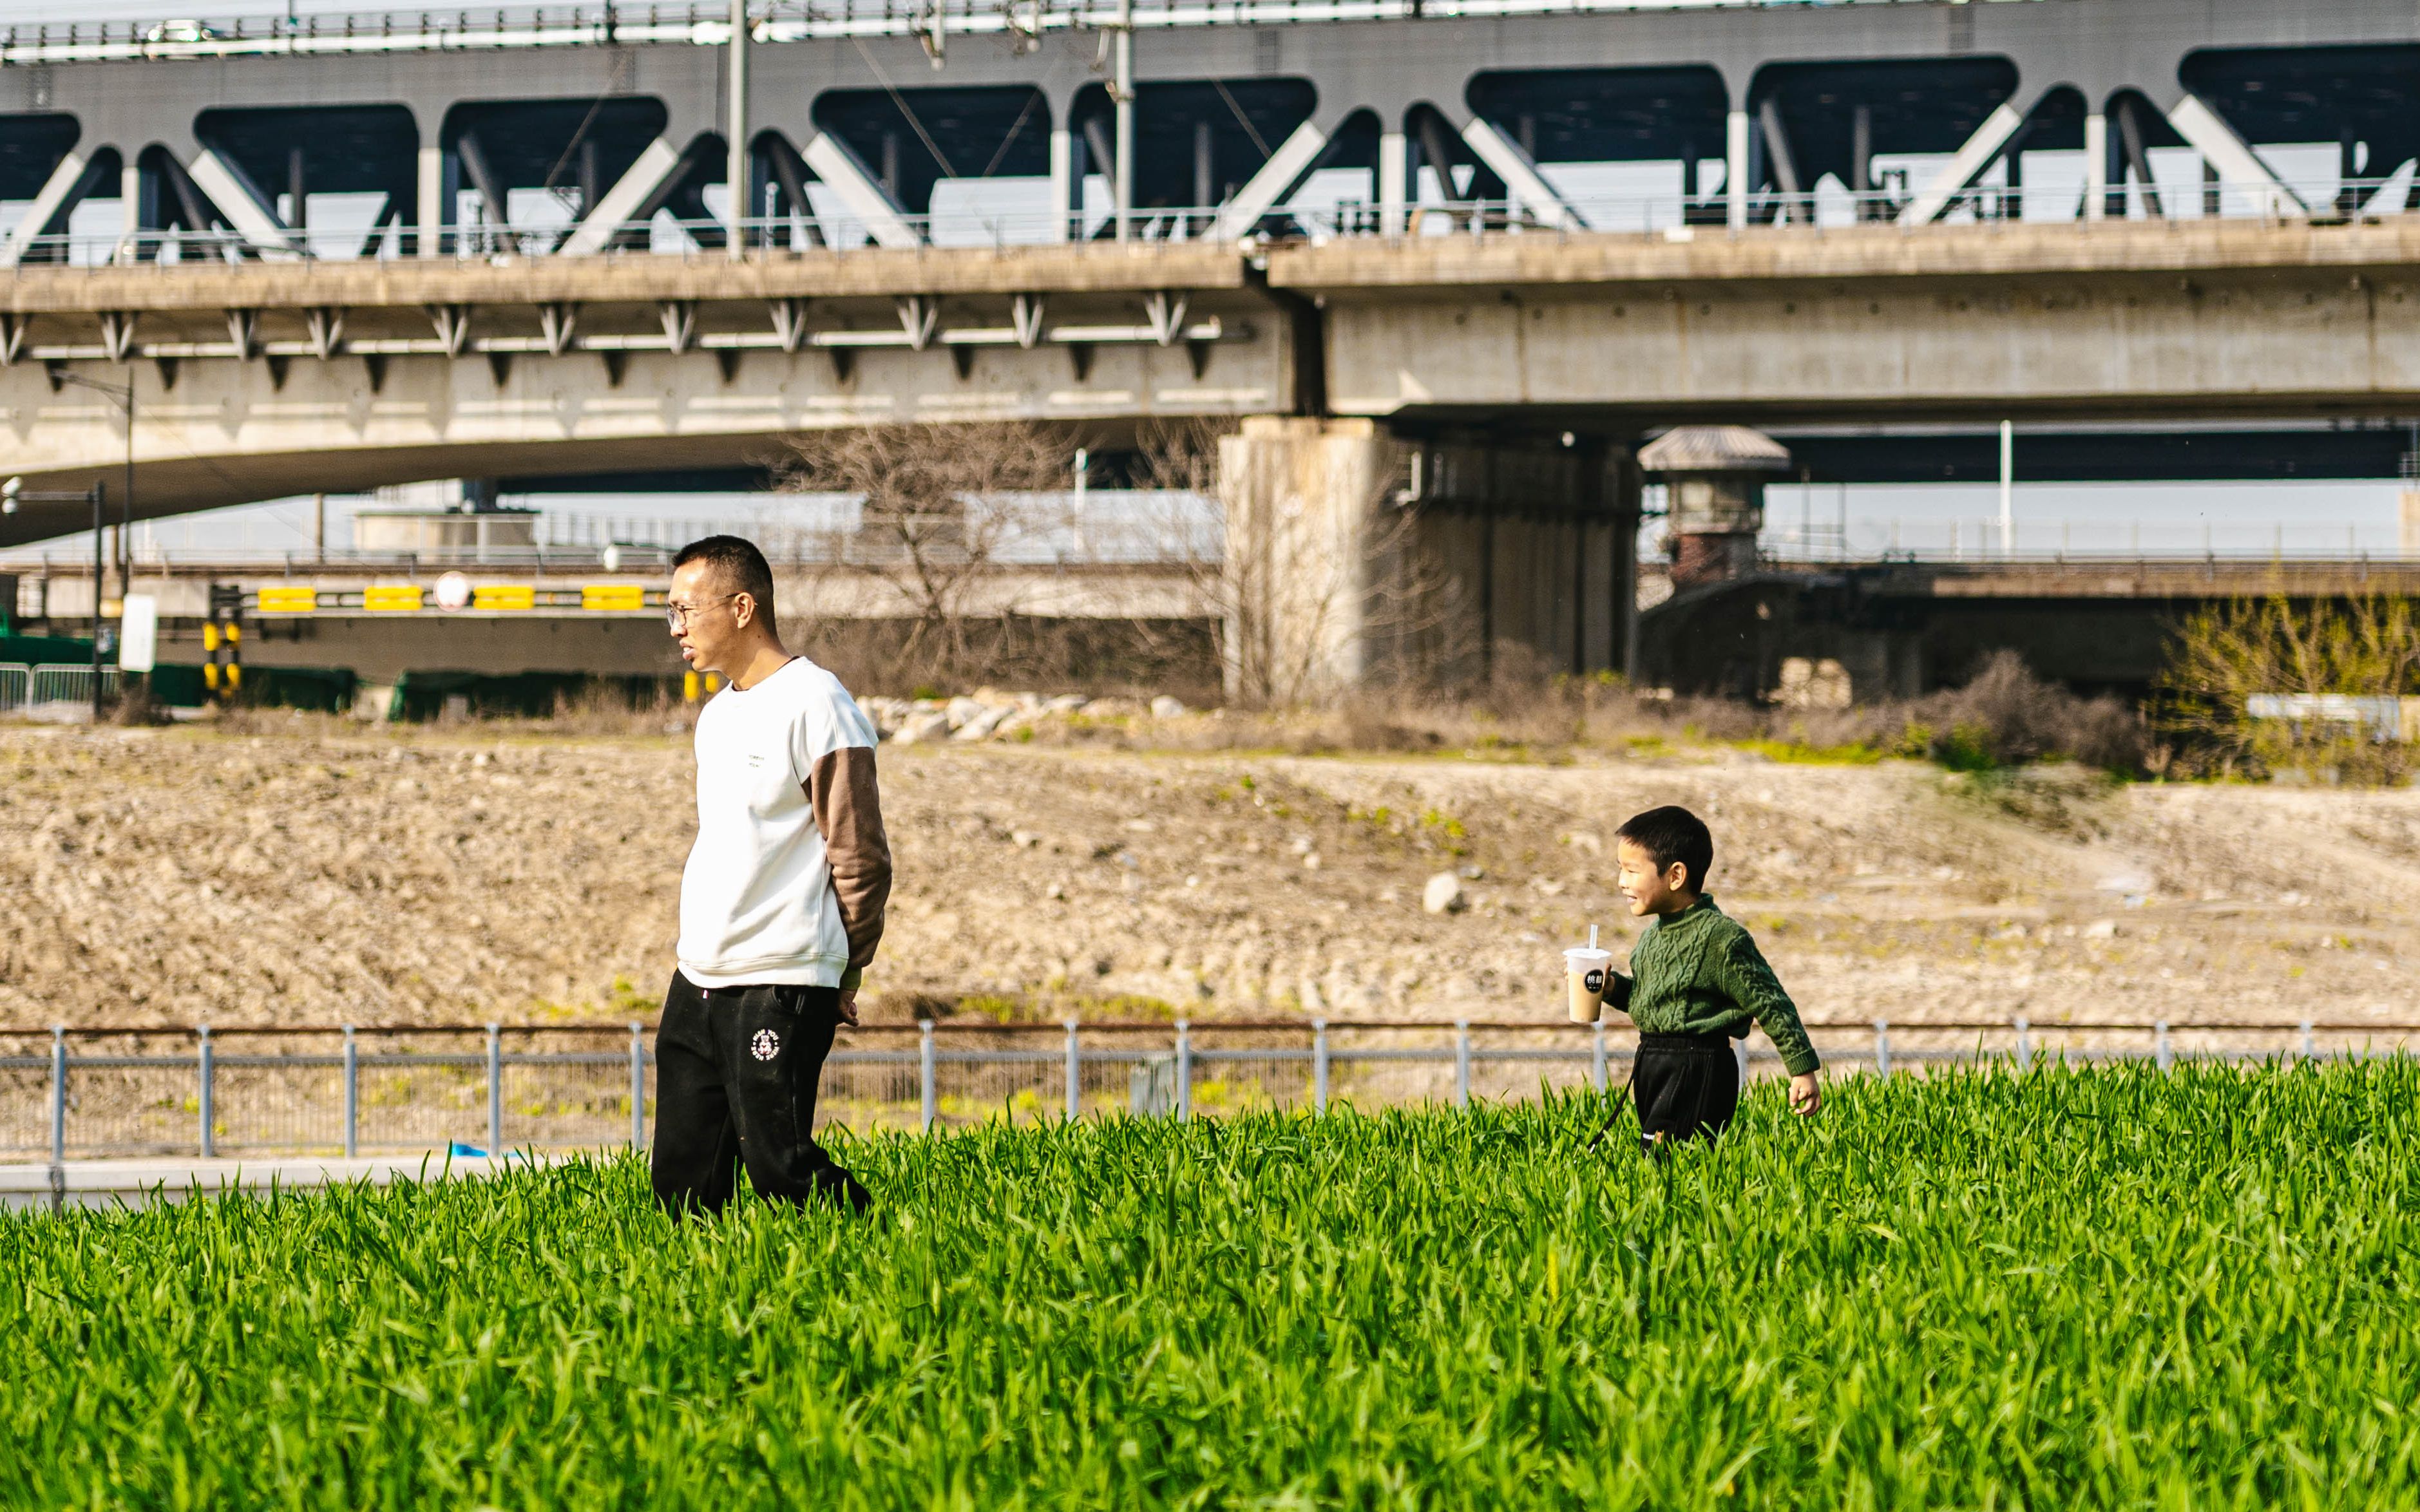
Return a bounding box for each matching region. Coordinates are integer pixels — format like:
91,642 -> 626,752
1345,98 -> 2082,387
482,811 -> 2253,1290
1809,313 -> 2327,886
945,696 -> 987,730
953,707 -> 1010,741
1423,873 -> 1465,914
1044,694 -> 1090,713
890,712 -> 952,745
1011,829 -> 1041,849
1150,695 -> 1188,719
2083,919 -> 2119,940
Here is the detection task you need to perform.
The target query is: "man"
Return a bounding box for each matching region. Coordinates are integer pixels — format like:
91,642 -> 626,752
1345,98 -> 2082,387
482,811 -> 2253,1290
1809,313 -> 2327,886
651,535 -> 891,1214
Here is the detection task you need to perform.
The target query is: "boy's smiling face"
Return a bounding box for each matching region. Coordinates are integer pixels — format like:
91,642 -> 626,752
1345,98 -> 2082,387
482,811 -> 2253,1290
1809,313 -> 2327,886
1616,839 -> 1695,918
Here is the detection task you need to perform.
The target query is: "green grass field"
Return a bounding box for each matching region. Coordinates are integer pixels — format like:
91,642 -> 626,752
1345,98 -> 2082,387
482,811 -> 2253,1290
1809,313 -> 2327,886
7,1062 -> 2418,1508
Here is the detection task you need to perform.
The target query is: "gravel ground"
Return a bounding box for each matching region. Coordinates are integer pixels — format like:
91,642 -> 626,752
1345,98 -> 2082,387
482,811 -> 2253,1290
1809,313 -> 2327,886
3,723 -> 2415,1040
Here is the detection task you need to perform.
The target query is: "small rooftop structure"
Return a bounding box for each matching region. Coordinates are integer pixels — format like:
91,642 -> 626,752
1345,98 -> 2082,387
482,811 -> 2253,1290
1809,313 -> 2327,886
1641,426 -> 1793,589
1637,426 -> 1793,477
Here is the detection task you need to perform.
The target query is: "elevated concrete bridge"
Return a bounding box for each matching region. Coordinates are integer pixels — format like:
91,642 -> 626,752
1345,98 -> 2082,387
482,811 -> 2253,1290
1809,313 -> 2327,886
8,0 -> 2420,698
9,215 -> 2420,544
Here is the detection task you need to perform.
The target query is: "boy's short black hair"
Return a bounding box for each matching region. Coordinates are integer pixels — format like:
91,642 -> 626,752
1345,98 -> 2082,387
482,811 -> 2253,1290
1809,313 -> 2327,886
672,535 -> 778,634
1615,806 -> 1713,894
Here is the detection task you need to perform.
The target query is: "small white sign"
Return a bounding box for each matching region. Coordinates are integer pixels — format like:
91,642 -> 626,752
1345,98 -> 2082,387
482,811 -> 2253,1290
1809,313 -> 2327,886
434,571 -> 473,612
119,593 -> 158,672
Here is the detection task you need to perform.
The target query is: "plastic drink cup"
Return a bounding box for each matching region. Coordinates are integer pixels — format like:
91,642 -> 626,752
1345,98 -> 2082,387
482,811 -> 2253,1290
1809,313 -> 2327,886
1564,947 -> 1612,1023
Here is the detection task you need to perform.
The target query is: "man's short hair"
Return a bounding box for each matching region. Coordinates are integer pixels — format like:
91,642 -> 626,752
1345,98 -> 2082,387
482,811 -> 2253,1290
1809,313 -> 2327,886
1616,805 -> 1713,894
672,535 -> 777,634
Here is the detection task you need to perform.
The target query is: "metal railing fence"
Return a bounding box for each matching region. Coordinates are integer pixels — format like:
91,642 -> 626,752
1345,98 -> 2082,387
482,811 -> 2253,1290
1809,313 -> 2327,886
6,174 -> 2415,278
5,1015 -> 2415,1162
0,0 -> 2029,67
0,664 -> 121,717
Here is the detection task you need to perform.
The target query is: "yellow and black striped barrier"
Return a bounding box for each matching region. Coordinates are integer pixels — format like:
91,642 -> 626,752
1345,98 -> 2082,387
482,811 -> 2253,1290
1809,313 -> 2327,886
202,584 -> 243,700
249,583 -> 664,616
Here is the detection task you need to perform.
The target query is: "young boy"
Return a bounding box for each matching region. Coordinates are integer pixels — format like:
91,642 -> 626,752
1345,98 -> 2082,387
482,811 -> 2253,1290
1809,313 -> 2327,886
1599,805 -> 1821,1146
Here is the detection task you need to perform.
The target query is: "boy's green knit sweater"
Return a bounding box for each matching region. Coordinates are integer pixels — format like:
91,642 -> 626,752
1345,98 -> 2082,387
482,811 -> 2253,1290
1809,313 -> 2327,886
1603,894 -> 1822,1075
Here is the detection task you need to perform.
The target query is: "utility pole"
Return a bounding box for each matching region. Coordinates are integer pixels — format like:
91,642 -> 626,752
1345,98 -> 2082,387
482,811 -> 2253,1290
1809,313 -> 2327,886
1998,419 -> 2014,557
727,0 -> 750,260
1113,0 -> 1134,243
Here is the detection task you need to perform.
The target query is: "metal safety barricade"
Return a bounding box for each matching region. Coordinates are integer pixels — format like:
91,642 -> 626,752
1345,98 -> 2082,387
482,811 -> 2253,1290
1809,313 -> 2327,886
6,1015 -> 2420,1160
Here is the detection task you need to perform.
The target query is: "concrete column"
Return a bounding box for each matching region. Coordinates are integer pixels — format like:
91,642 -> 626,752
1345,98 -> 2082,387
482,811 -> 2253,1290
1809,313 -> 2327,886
1726,109 -> 1749,231
1378,131 -> 1407,236
1219,421 -> 1642,699
121,161 -> 141,238
417,145 -> 444,257
1047,128 -> 1072,243
2083,113 -> 2108,221
1217,416 -> 1406,702
1608,449 -> 1643,677
2401,489 -> 2420,558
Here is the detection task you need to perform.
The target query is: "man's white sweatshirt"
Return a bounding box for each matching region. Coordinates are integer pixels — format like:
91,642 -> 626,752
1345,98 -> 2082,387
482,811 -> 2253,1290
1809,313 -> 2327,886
676,657 -> 891,991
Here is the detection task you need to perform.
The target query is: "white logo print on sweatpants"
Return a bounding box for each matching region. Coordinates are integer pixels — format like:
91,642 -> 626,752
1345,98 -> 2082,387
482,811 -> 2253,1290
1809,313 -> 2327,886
751,1028 -> 781,1061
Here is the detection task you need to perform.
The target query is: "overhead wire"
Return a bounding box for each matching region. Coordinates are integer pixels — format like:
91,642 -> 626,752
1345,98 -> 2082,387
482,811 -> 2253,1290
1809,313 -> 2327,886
852,37 -> 959,180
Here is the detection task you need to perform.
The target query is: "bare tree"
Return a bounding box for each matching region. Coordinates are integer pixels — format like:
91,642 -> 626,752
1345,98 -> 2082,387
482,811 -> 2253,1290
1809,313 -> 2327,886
777,421 -> 1077,684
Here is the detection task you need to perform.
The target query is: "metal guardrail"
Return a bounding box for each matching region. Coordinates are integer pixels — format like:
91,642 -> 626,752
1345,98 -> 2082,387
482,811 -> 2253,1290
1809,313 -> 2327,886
5,1014 -> 2414,1164
0,0 -> 2041,66
5,175 -> 2413,278
0,664 -> 121,715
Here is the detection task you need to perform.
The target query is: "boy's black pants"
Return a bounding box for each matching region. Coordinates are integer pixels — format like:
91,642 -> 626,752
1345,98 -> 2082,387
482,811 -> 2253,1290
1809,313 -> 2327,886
650,972 -> 869,1214
1632,1031 -> 1740,1148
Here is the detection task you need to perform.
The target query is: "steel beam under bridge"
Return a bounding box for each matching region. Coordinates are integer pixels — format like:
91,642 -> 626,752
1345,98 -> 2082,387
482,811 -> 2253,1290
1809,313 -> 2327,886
0,247 -> 1284,543
1769,426 -> 2418,484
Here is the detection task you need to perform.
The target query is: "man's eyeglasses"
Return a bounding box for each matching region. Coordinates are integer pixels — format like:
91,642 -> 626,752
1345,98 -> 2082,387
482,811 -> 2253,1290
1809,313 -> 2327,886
665,592 -> 742,632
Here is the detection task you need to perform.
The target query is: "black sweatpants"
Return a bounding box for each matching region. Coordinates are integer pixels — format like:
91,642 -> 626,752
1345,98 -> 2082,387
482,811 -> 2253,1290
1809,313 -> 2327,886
650,971 -> 869,1214
1631,1031 -> 1741,1149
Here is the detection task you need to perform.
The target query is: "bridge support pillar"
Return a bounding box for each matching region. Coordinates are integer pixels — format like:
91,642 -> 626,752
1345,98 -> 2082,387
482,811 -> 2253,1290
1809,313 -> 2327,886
2401,486 -> 2420,559
1218,417 -> 1637,703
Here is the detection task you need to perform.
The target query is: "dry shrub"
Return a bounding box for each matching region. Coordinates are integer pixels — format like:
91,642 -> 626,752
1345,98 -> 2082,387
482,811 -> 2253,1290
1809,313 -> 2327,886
1760,652 -> 2145,772
794,616 -> 1222,706
1910,651 -> 2148,771
2157,596 -> 2418,785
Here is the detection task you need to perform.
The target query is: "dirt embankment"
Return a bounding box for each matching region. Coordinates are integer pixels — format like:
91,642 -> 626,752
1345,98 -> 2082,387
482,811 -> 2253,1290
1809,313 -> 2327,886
1,725 -> 2415,1032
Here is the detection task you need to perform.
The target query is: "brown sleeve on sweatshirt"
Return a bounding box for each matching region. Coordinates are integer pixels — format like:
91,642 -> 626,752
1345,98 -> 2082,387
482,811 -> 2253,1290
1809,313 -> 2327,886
807,744 -> 892,974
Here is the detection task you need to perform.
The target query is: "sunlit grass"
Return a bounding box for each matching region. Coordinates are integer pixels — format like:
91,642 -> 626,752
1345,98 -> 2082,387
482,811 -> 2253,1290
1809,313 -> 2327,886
6,1061 -> 2416,1507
